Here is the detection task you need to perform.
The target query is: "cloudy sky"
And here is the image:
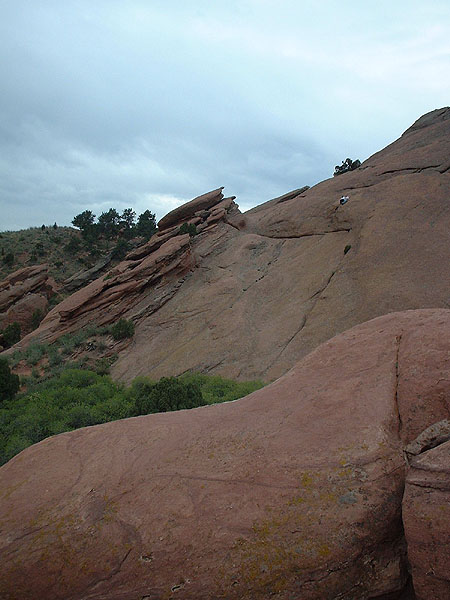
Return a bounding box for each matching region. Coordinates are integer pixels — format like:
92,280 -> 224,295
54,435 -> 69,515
1,0 -> 449,230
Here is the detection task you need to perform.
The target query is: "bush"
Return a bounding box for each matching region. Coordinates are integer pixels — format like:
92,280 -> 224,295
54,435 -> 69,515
25,343 -> 47,366
0,368 -> 265,465
93,358 -> 112,375
111,239 -> 130,260
179,222 -> 197,237
134,376 -> 206,415
1,322 -> 21,348
64,237 -> 82,253
2,252 -> 14,266
31,309 -> 44,329
111,318 -> 135,340
0,358 -> 20,402
180,373 -> 264,405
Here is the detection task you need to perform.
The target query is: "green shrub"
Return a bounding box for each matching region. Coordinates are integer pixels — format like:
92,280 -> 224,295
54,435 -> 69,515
0,358 -> 20,402
134,376 -> 206,415
3,252 -> 14,266
1,322 -> 21,348
0,368 -> 265,465
111,318 -> 135,340
93,358 -> 112,375
64,237 -> 82,253
179,222 -> 197,237
59,330 -> 89,355
111,239 -> 130,260
31,309 -> 44,329
180,373 -> 265,404
47,346 -> 62,368
25,343 -> 47,366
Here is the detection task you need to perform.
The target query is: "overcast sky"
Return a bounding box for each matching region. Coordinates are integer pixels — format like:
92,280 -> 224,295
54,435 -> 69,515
1,0 -> 449,230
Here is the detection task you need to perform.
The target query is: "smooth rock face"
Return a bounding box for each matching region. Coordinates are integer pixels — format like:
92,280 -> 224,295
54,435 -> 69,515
6,108 -> 450,384
0,309 -> 449,599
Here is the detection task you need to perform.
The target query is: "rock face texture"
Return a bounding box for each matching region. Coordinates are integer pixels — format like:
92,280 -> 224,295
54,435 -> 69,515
7,108 -> 450,383
0,309 -> 449,599
403,440 -> 450,600
0,264 -> 55,337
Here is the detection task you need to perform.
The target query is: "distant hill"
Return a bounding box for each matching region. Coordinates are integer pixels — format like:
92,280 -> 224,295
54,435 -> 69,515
0,225 -> 146,347
0,226 -> 90,284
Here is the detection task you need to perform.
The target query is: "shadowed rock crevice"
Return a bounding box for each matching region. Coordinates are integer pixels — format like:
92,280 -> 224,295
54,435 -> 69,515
253,227 -> 352,239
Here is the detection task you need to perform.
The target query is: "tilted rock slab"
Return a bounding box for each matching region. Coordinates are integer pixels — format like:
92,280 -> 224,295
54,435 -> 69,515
156,187 -> 225,230
1,309 -> 449,599
6,108 -> 450,384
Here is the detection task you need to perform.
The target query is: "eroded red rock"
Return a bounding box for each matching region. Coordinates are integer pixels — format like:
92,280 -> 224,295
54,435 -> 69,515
0,309 -> 449,599
157,187 -> 224,230
0,264 -> 55,335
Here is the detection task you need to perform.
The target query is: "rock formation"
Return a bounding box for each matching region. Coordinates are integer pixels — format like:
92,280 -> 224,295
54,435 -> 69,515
4,108 -> 449,384
0,308 -> 449,599
403,440 -> 450,600
0,264 -> 56,338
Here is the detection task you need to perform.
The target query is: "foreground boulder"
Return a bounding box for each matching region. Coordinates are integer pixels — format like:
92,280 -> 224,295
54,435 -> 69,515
1,309 -> 449,599
7,108 -> 450,385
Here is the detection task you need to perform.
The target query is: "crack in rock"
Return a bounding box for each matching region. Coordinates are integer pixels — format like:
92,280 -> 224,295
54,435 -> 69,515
405,420 -> 450,459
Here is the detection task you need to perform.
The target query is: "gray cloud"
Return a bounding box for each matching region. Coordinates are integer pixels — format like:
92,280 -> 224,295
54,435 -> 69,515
1,0 -> 449,230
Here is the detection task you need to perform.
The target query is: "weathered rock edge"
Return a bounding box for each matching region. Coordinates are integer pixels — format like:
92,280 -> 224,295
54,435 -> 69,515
0,309 -> 449,599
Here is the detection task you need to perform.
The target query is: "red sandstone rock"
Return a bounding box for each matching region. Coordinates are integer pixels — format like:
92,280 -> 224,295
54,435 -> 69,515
0,264 -> 55,334
0,309 -> 449,599
3,109 -> 450,385
403,440 -> 450,599
157,187 -> 224,230
2,293 -> 47,333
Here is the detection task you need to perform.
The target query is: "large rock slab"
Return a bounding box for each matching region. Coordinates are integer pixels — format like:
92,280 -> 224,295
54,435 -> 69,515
1,309 -> 449,599
4,108 -> 450,384
157,187 -> 224,230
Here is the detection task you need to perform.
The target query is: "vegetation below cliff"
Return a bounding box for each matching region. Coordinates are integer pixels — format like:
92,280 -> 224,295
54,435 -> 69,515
0,365 -> 264,466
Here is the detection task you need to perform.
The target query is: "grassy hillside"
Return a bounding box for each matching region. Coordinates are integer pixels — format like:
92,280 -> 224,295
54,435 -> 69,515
0,225 -> 130,284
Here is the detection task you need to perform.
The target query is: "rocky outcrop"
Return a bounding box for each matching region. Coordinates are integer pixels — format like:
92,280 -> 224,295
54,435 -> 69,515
0,264 -> 56,336
63,253 -> 115,293
4,108 -> 450,384
0,309 -> 449,599
8,191 -> 240,349
403,440 -> 450,599
157,186 -> 226,230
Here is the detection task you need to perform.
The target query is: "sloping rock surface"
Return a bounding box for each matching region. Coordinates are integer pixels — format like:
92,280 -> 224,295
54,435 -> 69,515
0,264 -> 55,336
0,309 -> 449,599
6,108 -> 450,384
